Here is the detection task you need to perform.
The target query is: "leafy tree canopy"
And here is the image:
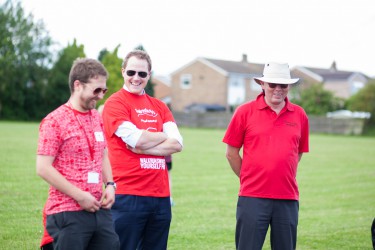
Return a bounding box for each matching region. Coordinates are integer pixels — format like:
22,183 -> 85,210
98,45 -> 123,106
43,39 -> 85,114
0,0 -> 52,120
291,83 -> 344,115
347,80 -> 375,132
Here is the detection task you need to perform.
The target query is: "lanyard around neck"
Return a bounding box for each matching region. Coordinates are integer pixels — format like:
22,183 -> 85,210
66,102 -> 95,163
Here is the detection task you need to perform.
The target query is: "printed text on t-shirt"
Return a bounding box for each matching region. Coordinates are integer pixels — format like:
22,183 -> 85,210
140,158 -> 166,170
135,108 -> 157,117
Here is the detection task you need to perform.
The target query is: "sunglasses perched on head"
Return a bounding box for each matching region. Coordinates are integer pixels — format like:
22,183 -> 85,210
126,70 -> 148,78
267,83 -> 289,89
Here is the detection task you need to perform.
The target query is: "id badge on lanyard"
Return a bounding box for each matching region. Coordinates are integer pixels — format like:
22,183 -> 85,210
88,171 -> 99,184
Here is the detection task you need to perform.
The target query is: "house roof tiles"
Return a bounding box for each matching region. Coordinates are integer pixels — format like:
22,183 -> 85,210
204,58 -> 264,75
304,67 -> 355,81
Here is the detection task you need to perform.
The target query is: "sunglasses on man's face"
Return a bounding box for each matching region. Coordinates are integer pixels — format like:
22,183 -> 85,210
126,70 -> 148,78
80,81 -> 108,95
267,83 -> 289,89
92,87 -> 108,95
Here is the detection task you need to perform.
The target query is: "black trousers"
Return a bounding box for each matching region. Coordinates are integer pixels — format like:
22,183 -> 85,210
46,209 -> 120,250
40,242 -> 53,250
371,218 -> 375,249
236,197 -> 299,250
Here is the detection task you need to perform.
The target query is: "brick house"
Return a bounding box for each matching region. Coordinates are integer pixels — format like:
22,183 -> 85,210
169,57 -> 370,112
151,75 -> 171,107
170,54 -> 264,112
291,61 -> 369,99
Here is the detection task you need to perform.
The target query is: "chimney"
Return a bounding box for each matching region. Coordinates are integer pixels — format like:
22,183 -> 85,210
242,54 -> 248,63
330,61 -> 337,72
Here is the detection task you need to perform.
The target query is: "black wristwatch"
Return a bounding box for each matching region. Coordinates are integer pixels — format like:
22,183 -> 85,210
106,181 -> 117,190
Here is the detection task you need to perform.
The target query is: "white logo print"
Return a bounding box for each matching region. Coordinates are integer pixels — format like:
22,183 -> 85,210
135,108 -> 158,128
135,108 -> 158,118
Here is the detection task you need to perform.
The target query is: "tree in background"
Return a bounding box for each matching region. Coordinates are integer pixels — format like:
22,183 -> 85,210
347,80 -> 375,134
98,45 -> 123,107
291,83 -> 344,115
0,2 -> 156,121
134,44 -> 154,97
0,0 -> 52,120
43,39 -> 85,115
98,48 -> 109,62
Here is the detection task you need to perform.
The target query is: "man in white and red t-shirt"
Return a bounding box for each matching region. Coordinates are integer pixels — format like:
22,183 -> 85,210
37,58 -> 119,250
102,50 -> 183,250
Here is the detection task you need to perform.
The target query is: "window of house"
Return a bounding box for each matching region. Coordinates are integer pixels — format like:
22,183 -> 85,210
228,76 -> 245,105
351,81 -> 364,95
180,74 -> 192,89
250,79 -> 262,91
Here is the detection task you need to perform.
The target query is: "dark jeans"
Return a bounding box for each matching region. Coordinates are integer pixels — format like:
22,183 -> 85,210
46,209 -> 120,250
236,197 -> 299,250
112,195 -> 172,250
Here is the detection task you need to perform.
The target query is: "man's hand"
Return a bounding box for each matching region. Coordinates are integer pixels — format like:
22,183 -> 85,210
76,191 -> 101,213
100,185 -> 116,209
127,138 -> 181,156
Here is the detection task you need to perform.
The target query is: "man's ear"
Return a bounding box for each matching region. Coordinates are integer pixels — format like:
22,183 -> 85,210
73,80 -> 81,92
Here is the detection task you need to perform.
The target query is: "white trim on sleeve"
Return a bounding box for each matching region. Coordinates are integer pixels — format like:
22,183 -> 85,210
163,121 -> 183,146
115,121 -> 143,148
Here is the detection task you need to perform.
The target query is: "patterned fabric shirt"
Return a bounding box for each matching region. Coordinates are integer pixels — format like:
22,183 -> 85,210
37,104 -> 106,215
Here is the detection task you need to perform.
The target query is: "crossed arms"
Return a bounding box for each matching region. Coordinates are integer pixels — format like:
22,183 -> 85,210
115,121 -> 183,156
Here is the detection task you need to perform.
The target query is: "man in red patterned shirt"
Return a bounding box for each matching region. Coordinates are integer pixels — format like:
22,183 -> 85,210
36,58 -> 120,250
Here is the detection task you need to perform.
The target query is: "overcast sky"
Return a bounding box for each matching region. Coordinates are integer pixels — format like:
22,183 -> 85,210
16,0 -> 375,77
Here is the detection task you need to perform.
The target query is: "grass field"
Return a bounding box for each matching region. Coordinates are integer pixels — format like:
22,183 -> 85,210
0,121 -> 374,249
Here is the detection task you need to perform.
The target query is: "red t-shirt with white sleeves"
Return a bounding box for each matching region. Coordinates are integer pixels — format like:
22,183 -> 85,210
37,104 -> 106,215
102,89 -> 175,197
223,93 -> 309,200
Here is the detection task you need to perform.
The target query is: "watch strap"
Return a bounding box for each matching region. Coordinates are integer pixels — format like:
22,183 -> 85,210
106,181 -> 116,190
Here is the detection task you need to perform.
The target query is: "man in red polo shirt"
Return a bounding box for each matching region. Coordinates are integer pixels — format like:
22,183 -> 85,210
223,62 -> 309,250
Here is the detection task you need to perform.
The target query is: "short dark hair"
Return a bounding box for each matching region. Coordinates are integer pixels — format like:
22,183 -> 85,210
122,50 -> 152,72
69,58 -> 108,93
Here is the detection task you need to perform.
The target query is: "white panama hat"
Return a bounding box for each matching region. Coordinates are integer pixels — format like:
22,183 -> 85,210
254,62 -> 299,85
